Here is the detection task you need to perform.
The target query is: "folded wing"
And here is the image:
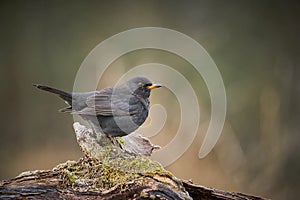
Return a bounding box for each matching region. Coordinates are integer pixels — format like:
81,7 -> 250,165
73,87 -> 137,116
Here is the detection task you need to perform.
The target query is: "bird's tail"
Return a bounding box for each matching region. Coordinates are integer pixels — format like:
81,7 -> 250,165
33,84 -> 73,112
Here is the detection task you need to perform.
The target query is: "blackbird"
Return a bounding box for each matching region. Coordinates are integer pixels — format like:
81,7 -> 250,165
34,77 -> 161,139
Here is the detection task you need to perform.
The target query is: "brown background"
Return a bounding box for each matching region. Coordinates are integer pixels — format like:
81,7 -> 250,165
0,1 -> 299,199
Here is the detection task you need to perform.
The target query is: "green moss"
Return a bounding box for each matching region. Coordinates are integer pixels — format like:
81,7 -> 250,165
55,148 -> 174,191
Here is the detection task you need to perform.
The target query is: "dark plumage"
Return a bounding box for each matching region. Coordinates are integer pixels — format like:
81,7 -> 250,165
33,76 -> 161,137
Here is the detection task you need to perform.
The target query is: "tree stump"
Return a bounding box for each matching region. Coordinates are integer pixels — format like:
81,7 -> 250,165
0,123 -> 268,199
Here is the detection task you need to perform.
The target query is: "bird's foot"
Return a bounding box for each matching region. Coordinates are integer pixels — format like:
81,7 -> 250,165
107,135 -> 124,156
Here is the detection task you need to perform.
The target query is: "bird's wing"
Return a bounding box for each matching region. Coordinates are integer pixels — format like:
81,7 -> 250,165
74,87 -> 137,116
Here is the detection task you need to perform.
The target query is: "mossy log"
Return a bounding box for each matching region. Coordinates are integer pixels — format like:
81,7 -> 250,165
0,123 -> 268,200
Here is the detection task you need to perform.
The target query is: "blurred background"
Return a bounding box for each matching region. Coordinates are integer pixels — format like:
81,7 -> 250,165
0,1 -> 299,199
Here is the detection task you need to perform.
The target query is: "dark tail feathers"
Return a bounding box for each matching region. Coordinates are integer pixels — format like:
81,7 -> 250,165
33,84 -> 72,107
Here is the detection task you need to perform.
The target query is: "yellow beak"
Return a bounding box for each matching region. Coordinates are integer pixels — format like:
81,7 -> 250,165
146,84 -> 162,89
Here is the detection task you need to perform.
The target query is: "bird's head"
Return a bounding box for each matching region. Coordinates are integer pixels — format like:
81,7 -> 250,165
125,76 -> 161,98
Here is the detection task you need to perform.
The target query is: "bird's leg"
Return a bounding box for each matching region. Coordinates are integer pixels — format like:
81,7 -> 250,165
107,135 -> 116,146
107,135 -> 122,155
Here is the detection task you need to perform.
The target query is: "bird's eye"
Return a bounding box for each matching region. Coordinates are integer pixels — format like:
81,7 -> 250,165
144,83 -> 152,88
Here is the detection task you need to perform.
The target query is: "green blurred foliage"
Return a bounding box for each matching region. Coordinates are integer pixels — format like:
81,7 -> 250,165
0,1 -> 299,199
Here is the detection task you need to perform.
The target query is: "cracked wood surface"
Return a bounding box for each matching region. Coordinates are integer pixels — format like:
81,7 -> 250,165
0,123 -> 268,199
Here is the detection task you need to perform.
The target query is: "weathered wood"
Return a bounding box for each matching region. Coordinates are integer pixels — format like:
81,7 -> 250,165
0,168 -> 269,200
0,157 -> 191,200
0,123 -> 269,199
182,180 -> 268,200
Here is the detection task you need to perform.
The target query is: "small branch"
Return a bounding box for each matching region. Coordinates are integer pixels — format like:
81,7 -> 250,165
182,180 -> 268,200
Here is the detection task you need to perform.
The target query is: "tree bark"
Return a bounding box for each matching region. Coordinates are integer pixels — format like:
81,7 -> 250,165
0,169 -> 268,200
0,123 -> 269,200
